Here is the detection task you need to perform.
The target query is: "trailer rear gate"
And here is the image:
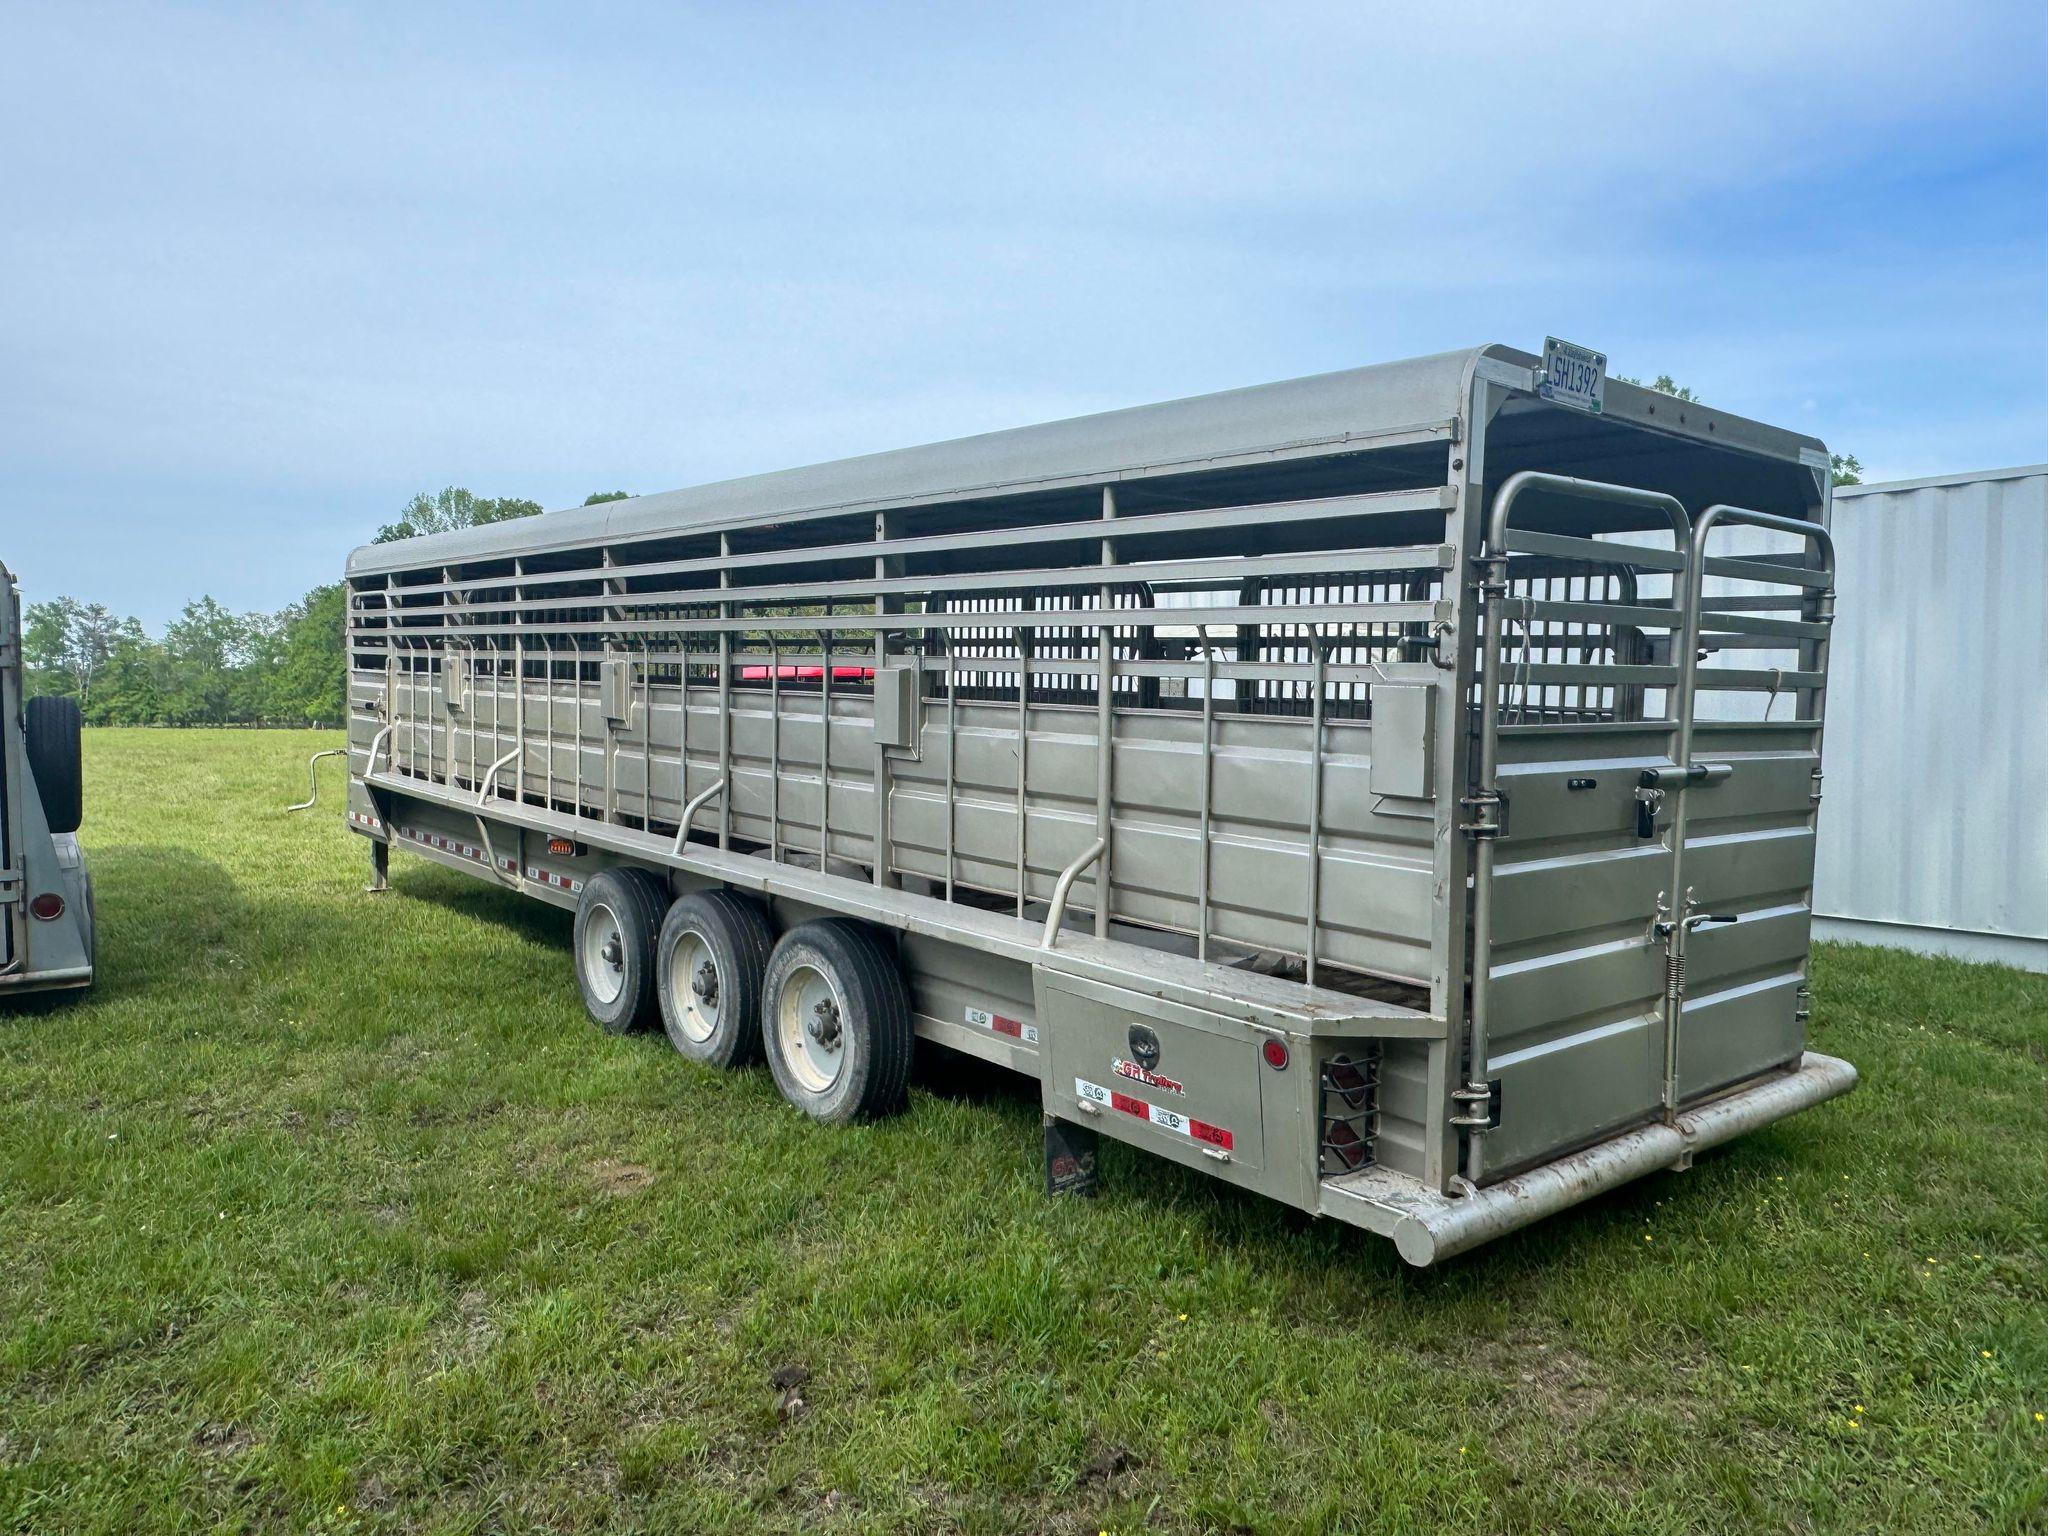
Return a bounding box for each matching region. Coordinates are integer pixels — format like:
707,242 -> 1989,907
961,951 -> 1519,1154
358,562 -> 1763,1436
342,344 -> 1856,1264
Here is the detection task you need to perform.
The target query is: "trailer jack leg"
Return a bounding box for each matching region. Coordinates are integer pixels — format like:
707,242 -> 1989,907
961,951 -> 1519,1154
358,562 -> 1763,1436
1044,1116 -> 1099,1198
366,839 -> 389,894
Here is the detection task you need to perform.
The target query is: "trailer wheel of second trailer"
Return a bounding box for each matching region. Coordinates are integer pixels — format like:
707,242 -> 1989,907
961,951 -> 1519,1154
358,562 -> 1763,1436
572,868 -> 668,1034
761,920 -> 913,1124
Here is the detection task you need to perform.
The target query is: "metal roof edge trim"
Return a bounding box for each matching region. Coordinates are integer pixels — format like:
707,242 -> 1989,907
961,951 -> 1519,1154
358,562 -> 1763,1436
1834,463 -> 2048,498
347,348 -> 1498,575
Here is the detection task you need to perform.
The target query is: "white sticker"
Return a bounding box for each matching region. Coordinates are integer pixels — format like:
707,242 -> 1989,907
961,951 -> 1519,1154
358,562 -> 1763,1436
966,1004 -> 1039,1045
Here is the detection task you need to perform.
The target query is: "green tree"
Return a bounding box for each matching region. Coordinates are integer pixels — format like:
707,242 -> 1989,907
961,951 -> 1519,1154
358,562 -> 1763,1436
267,583 -> 348,725
376,487 -> 544,544
1616,372 -> 1699,403
583,490 -> 631,505
23,597 -> 129,707
22,597 -> 81,697
162,597 -> 251,724
82,625 -> 165,725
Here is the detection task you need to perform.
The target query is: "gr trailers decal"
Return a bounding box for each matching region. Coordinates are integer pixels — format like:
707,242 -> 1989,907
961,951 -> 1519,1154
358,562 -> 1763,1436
1075,1076 -> 1233,1152
965,1005 -> 1039,1045
1112,1058 -> 1184,1097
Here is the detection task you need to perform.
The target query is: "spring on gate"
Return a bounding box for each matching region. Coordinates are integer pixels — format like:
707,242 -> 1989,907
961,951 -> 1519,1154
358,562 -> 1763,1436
1319,1049 -> 1381,1176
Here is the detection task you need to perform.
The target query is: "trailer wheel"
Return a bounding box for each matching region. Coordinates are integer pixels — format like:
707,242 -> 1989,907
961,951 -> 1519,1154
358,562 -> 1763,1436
656,889 -> 775,1068
573,868 -> 667,1034
762,920 -> 913,1124
25,696 -> 83,835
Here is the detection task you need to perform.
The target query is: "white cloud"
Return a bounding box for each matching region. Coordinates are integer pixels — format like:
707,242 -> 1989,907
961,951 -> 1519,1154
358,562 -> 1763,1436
0,0 -> 2041,620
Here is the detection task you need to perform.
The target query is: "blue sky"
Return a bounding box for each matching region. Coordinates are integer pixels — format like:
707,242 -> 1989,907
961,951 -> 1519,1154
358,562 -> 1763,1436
3,0 -> 2043,627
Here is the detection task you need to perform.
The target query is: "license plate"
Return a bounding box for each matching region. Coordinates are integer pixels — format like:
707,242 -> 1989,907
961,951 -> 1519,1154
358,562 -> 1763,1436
1537,336 -> 1606,414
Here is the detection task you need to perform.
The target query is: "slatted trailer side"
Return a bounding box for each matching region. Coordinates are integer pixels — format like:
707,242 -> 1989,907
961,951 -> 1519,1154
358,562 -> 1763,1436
340,344 -> 1856,1263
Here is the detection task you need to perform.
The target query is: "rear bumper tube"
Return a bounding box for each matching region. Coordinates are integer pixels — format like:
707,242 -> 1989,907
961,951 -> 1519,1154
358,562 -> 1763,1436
1325,1052 -> 1858,1266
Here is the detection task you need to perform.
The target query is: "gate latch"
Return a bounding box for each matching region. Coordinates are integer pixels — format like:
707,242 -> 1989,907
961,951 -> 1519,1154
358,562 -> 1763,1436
1633,777 -> 1664,839
1635,762 -> 1734,838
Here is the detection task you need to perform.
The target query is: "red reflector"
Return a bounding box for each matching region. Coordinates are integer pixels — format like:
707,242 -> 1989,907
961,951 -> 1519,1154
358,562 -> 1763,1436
1262,1038 -> 1290,1071
1109,1090 -> 1148,1119
28,893 -> 65,921
547,838 -> 576,856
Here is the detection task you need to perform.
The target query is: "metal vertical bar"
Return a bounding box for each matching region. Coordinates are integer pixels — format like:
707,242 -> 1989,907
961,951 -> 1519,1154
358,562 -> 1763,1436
571,639 -> 585,821
1304,631 -> 1329,988
819,604 -> 833,871
513,560 -> 528,809
601,548 -> 622,824
1197,627 -> 1216,963
873,509 -> 901,888
677,633 -> 691,832
769,636 -> 782,864
543,638 -> 556,812
943,645 -> 957,904
1095,485 -> 1117,939
718,533 -> 733,850
1014,605 -> 1032,917
639,643 -> 650,829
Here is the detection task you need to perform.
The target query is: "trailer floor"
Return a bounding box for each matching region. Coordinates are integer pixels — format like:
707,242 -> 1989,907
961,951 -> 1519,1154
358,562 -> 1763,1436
1,730 -> 2042,1535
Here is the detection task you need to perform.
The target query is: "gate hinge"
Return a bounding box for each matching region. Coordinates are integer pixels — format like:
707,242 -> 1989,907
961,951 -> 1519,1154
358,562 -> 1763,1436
1450,1078 -> 1501,1131
1458,788 -> 1508,840
1469,551 -> 1508,596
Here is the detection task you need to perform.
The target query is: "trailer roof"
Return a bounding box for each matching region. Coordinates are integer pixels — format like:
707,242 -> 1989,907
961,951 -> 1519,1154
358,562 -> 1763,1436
348,344 -> 1825,575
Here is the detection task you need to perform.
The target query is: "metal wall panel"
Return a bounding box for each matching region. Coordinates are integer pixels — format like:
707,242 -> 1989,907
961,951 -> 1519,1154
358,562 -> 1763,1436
1804,466 -> 2048,970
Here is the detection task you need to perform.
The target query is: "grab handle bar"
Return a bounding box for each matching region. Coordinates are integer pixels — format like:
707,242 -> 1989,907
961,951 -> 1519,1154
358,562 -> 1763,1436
285,749 -> 347,813
476,747 -> 521,806
672,777 -> 727,855
1041,836 -> 1107,949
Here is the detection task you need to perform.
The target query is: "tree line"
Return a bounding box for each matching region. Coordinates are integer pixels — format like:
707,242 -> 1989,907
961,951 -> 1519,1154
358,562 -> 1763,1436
20,489 -> 629,727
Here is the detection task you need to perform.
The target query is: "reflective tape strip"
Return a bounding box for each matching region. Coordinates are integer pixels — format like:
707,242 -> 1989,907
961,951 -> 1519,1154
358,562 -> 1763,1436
395,827 -> 581,892
348,811 -> 385,831
1074,1077 -> 1233,1152
966,1004 -> 1039,1046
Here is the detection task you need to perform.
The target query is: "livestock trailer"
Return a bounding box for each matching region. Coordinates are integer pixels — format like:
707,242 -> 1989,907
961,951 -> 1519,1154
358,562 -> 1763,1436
341,341 -> 1855,1264
0,562 -> 94,998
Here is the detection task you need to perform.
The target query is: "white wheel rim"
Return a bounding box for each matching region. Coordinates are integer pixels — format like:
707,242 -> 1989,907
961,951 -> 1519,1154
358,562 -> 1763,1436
669,930 -> 721,1043
580,902 -> 626,1005
776,961 -> 846,1093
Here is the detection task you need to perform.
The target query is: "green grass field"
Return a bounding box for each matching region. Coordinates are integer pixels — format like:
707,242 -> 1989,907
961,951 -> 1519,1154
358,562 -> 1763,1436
2,730 -> 2043,1534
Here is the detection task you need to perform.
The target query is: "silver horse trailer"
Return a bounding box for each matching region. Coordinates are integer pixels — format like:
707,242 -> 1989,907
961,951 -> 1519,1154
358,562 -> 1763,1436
341,342 -> 1855,1264
1,562 -> 94,999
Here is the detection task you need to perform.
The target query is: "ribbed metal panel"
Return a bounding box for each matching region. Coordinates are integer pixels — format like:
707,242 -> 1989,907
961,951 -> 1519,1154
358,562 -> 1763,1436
1817,466 -> 2047,968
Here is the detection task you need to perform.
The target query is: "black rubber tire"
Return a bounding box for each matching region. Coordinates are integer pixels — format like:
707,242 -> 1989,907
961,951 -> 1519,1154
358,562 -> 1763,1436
656,888 -> 775,1069
25,696 -> 83,835
761,919 -> 913,1124
572,867 -> 668,1035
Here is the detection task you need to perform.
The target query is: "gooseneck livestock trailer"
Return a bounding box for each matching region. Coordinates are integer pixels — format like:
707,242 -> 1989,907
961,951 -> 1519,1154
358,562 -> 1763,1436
1,562 -> 94,999
341,342 -> 1855,1264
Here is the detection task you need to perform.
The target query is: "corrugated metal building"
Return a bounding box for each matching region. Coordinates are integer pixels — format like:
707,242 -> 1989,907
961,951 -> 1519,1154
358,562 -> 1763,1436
1803,464 -> 2047,970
